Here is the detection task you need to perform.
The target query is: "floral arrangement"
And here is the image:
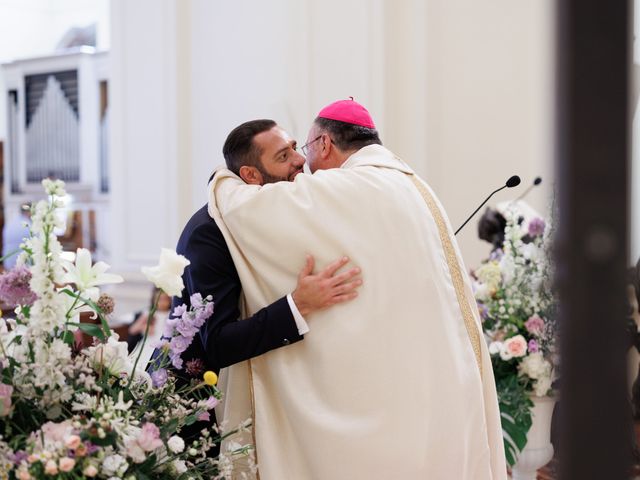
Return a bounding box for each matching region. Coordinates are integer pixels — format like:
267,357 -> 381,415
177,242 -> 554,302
0,179 -> 253,479
473,207 -> 557,466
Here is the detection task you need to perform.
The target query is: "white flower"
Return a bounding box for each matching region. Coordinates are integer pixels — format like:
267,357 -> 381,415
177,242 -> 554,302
488,341 -> 503,355
141,248 -> 190,296
101,454 -> 128,477
171,459 -> 188,474
519,352 -> 552,380
167,435 -> 185,453
41,178 -> 66,197
533,375 -> 553,397
61,248 -> 123,299
124,436 -> 147,463
86,336 -> 132,377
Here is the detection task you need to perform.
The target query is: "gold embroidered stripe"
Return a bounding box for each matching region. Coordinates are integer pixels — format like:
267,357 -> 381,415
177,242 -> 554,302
248,359 -> 261,480
409,174 -> 483,377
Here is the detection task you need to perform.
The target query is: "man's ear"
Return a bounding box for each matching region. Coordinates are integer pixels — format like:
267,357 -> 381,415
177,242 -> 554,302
320,133 -> 333,159
239,166 -> 263,185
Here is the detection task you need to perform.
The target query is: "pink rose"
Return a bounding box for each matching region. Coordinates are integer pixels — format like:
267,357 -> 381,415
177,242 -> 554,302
17,470 -> 31,480
45,460 -> 58,475
525,315 -> 545,336
503,335 -> 528,358
0,383 -> 13,416
64,435 -> 81,450
138,423 -> 163,451
83,465 -> 98,477
59,457 -> 75,472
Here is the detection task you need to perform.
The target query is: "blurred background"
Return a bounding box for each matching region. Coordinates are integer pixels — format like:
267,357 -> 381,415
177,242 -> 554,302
0,0 -> 564,312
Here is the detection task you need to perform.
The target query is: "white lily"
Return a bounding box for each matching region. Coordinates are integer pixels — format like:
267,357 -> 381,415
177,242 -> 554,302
141,248 -> 190,297
61,248 -> 123,300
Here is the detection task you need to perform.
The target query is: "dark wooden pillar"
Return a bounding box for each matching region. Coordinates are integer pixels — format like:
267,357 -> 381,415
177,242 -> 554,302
555,1 -> 633,478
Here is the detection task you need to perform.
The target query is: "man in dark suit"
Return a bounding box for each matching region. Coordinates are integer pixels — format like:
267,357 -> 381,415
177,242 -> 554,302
165,119 -> 362,452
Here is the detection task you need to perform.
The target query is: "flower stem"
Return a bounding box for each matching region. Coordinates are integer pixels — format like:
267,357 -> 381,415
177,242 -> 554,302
128,290 -> 160,387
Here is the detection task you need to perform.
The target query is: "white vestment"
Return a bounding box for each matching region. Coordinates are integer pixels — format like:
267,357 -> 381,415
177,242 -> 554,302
208,145 -> 507,480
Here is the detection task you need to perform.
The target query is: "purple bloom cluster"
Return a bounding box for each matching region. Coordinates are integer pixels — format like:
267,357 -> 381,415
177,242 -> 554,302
163,293 -> 214,369
528,217 -> 546,237
0,265 -> 37,306
150,368 -> 168,388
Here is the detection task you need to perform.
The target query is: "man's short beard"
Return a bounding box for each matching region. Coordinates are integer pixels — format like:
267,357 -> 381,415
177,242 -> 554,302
255,162 -> 288,185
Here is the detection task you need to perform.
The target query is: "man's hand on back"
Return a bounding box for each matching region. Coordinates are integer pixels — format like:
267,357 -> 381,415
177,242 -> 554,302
292,255 -> 362,317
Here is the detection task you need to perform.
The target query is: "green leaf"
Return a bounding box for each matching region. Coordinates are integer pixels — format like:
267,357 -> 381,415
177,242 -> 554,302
77,323 -> 106,341
61,330 -> 75,346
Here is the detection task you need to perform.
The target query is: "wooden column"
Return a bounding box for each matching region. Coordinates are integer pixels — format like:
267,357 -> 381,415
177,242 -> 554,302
555,0 -> 633,478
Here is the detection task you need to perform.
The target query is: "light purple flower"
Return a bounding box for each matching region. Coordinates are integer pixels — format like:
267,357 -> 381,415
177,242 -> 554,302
477,303 -> 489,320
150,368 -> 168,388
169,335 -> 191,356
172,304 -> 187,317
525,315 -> 545,335
0,265 -> 37,306
190,293 -> 203,309
528,339 -> 539,353
171,354 -> 183,370
197,411 -> 210,422
175,317 -> 200,339
204,396 -> 219,410
528,218 -> 546,237
11,451 -> 28,464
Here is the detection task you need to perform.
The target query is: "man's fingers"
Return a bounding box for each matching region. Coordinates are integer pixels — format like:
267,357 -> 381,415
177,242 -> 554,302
329,292 -> 359,305
321,256 -> 351,278
328,267 -> 361,286
332,279 -> 363,296
298,254 -> 315,279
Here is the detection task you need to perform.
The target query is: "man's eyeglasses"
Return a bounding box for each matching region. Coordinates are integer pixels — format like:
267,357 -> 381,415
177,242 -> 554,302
301,136 -> 322,157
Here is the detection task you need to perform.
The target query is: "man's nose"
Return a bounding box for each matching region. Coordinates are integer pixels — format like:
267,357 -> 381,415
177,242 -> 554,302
293,151 -> 305,165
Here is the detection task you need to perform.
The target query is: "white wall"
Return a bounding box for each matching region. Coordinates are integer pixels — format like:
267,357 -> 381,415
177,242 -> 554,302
110,0 -> 555,281
422,0 -> 555,268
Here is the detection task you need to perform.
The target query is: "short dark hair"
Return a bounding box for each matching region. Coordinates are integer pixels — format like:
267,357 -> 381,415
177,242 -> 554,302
223,119 -> 276,175
314,117 -> 382,151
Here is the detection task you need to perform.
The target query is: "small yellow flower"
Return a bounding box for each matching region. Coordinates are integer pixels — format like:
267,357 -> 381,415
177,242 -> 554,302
203,371 -> 218,386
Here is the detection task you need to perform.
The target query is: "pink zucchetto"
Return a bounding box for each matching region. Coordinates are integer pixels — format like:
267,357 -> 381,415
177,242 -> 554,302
317,97 -> 376,129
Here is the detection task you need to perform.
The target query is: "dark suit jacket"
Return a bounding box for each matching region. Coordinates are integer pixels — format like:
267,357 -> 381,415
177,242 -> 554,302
154,205 -> 303,452
174,204 -> 303,374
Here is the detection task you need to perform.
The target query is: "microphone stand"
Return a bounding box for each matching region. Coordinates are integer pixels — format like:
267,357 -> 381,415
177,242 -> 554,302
454,184 -> 510,236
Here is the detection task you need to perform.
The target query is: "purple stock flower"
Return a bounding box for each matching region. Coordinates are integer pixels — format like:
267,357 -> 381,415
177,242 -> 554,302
151,368 -> 168,388
171,354 -> 183,370
190,293 -> 203,309
477,303 -> 489,320
172,304 -> 188,317
169,335 -> 191,356
175,316 -> 200,338
528,218 -> 546,237
528,339 -> 539,353
11,451 -> 28,464
0,265 -> 37,306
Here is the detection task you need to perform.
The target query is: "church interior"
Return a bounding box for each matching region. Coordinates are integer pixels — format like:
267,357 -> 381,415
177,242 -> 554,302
0,1 -> 634,479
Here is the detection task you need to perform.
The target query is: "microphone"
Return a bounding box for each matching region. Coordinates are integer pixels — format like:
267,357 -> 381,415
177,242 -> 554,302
454,175 -> 521,235
514,176 -> 542,201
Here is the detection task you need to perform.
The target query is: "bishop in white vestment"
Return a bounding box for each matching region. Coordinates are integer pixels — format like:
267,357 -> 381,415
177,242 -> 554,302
208,100 -> 507,480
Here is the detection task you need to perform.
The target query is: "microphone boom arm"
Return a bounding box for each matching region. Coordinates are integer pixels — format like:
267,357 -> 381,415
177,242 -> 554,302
454,185 -> 508,236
